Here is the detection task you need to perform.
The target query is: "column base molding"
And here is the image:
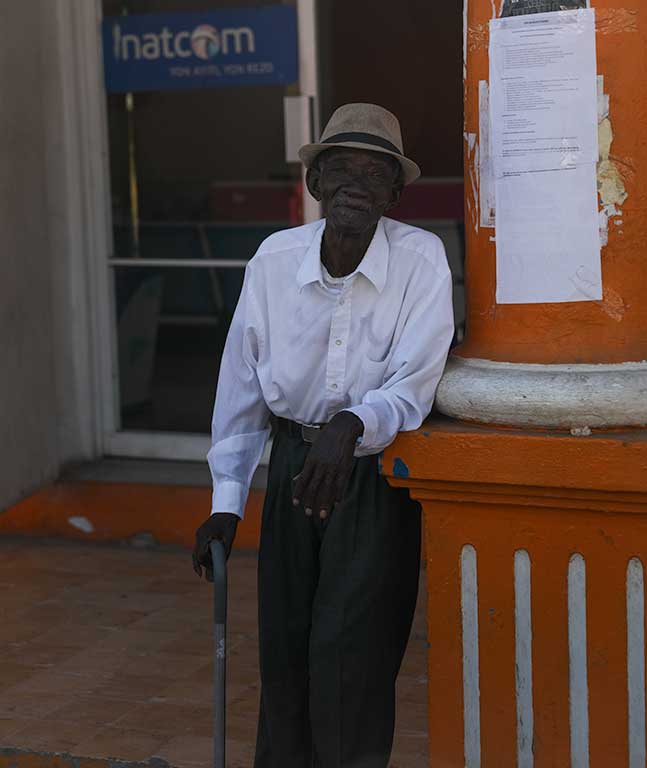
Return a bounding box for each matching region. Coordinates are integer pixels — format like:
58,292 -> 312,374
435,356 -> 647,429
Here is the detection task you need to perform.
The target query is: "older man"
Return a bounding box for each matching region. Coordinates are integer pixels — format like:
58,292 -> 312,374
193,103 -> 454,768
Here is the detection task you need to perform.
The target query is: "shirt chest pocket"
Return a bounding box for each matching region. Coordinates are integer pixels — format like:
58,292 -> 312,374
360,310 -> 399,361
357,353 -> 391,394
354,308 -> 399,392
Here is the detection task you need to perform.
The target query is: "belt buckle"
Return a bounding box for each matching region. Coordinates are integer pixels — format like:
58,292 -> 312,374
301,423 -> 322,444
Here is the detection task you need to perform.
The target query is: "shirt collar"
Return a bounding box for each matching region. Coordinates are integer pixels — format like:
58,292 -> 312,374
296,218 -> 389,294
296,220 -> 326,291
355,218 -> 389,293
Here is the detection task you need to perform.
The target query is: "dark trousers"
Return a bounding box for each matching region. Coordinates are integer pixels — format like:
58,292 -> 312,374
253,429 -> 422,768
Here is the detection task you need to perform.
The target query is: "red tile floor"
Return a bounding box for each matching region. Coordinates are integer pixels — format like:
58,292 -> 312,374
0,537 -> 429,767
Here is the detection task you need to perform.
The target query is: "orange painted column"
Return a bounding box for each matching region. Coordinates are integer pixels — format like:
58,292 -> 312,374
383,2 -> 647,766
459,1 -> 646,366
434,0 -> 647,431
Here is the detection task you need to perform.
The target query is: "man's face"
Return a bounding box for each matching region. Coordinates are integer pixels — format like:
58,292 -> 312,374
308,148 -> 402,236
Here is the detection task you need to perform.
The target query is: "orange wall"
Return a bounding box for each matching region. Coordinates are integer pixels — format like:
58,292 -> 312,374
0,483 -> 263,551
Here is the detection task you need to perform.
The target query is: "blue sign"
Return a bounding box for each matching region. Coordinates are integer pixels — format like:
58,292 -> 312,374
102,6 -> 298,93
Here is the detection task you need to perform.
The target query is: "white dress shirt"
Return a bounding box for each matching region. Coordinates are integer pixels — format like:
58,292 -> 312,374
207,216 -> 454,519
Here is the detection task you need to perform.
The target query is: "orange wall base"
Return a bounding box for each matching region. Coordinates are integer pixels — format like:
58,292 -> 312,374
383,418 -> 647,766
0,482 -> 264,551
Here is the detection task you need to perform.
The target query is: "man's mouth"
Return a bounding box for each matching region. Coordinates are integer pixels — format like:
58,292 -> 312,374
334,195 -> 371,213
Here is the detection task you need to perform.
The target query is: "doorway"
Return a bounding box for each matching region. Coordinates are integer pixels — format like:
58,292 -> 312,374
101,0 -> 316,459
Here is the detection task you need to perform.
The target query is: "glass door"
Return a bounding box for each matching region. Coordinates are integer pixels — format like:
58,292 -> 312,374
100,0 -> 318,460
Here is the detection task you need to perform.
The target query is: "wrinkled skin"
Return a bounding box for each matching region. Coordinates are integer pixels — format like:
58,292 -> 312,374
311,147 -> 403,276
193,147 -> 403,577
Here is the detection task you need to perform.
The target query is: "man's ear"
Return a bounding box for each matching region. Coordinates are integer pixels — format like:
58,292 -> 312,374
306,166 -> 322,201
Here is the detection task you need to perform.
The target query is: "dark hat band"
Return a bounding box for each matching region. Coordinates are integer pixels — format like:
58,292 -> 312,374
321,132 -> 402,156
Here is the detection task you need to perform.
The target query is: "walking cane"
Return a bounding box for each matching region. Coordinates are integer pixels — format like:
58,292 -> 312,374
210,539 -> 227,768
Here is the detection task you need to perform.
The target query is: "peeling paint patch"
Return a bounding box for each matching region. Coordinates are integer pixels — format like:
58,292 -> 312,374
599,205 -> 618,247
598,117 -> 628,207
597,286 -> 627,322
393,458 -> 410,479
598,117 -> 614,162
468,22 -> 490,52
597,76 -> 609,122
465,131 -> 480,234
68,516 -> 94,534
596,8 -> 639,35
597,79 -> 628,247
599,167 -> 628,208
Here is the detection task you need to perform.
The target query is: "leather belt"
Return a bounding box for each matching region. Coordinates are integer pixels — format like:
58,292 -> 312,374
275,417 -> 327,444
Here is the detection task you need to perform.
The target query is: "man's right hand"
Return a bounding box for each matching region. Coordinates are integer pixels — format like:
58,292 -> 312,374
192,512 -> 239,581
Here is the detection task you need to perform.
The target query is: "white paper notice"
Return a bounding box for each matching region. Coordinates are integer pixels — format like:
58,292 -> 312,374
489,9 -> 601,304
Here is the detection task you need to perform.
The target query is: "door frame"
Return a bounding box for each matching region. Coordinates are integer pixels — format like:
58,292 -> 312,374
77,0 -> 320,462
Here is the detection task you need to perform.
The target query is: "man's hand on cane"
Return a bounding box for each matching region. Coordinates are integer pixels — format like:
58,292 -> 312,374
193,512 -> 239,580
292,411 -> 364,520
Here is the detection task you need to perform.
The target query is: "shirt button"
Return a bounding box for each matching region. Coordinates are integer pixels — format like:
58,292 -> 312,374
331,383 -> 338,390
335,339 -> 342,346
339,298 -> 345,305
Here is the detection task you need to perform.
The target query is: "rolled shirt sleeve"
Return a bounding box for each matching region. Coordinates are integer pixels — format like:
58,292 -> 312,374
207,266 -> 271,519
344,267 -> 454,456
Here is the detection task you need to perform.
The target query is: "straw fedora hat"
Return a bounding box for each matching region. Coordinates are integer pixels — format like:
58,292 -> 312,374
298,103 -> 421,186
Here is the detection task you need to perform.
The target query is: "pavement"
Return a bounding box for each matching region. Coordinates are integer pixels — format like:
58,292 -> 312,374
0,537 -> 429,767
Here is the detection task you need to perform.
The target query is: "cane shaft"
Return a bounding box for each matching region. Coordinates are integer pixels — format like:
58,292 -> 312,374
210,540 -> 227,768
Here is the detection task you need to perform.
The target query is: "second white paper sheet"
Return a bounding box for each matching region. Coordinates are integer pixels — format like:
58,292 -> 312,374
489,9 -> 602,304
